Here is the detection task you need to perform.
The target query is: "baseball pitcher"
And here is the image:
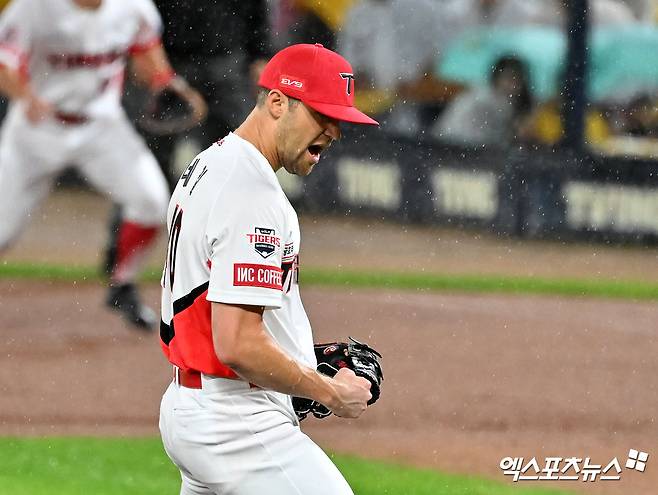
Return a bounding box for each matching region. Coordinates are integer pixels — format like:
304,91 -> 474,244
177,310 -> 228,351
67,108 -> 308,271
159,44 -> 383,494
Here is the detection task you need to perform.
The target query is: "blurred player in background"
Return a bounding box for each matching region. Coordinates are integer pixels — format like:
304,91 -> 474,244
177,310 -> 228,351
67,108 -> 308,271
0,0 -> 203,330
102,0 -> 269,292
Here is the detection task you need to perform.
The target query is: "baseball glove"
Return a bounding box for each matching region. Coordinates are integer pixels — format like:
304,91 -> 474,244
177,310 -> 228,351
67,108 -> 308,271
137,76 -> 207,135
293,337 -> 383,421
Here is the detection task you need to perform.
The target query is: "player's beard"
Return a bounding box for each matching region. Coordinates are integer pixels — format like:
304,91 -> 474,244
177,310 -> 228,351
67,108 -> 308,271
283,149 -> 315,177
275,120 -> 317,177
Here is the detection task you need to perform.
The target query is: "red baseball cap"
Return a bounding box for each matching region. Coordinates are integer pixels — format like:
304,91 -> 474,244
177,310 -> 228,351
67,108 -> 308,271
258,43 -> 379,126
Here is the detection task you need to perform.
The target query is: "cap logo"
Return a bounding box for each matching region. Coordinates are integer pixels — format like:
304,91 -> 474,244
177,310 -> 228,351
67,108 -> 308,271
339,72 -> 355,95
280,75 -> 304,90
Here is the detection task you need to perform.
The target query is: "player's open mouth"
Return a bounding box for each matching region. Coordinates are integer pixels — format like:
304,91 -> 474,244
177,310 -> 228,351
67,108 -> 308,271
307,144 -> 323,163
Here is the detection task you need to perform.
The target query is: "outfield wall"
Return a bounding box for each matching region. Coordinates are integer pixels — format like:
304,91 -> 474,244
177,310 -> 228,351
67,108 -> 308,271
279,127 -> 658,244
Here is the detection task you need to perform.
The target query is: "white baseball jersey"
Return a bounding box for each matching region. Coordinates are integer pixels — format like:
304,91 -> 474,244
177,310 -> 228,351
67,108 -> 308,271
160,132 -> 316,377
158,133 -> 354,494
0,0 -> 162,119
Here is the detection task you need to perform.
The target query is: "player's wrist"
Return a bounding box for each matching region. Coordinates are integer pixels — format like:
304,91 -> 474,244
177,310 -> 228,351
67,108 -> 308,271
314,372 -> 339,410
149,69 -> 176,91
15,84 -> 35,102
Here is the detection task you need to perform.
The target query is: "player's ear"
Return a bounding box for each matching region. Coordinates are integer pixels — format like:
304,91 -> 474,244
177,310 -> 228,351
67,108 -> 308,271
266,90 -> 286,120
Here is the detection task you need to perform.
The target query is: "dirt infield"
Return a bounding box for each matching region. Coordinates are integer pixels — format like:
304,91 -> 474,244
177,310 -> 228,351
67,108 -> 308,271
2,190 -> 658,495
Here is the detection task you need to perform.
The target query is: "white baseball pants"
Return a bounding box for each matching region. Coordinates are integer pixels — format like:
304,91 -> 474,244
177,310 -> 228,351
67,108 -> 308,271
0,106 -> 169,250
159,375 -> 355,495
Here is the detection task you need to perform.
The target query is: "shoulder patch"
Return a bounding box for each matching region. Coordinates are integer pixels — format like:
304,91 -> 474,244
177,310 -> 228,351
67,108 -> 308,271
246,227 -> 281,259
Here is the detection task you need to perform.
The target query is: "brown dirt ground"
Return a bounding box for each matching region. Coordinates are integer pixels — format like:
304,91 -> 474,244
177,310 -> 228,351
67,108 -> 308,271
2,189 -> 658,495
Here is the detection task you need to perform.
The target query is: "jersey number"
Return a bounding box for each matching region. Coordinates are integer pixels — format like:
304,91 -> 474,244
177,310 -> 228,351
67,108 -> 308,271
166,205 -> 183,288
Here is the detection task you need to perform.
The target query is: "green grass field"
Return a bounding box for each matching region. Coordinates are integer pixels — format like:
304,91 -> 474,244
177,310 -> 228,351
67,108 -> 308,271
0,438 -> 573,495
2,261 -> 658,300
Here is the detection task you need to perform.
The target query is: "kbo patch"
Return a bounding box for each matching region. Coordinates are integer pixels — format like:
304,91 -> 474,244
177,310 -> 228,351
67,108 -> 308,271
246,227 -> 281,259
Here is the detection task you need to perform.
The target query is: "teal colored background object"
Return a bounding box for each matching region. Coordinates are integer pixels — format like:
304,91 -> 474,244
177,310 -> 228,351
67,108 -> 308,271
437,27 -> 566,102
590,26 -> 658,102
437,25 -> 658,103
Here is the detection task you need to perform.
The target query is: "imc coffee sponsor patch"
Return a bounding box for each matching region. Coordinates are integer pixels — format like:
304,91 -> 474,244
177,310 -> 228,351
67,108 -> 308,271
246,227 -> 281,259
233,263 -> 283,290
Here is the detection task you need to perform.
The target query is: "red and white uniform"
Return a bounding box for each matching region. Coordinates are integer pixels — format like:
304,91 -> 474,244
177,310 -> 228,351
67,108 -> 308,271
159,133 -> 354,494
0,0 -> 168,251
0,0 -> 161,119
160,132 -> 315,372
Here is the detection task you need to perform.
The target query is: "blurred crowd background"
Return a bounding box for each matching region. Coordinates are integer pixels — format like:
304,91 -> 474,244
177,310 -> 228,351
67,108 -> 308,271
282,0 -> 658,156
2,0 -> 658,184
132,0 -> 658,184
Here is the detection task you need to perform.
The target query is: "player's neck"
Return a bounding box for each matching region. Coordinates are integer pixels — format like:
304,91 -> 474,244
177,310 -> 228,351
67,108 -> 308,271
234,111 -> 281,172
72,0 -> 102,10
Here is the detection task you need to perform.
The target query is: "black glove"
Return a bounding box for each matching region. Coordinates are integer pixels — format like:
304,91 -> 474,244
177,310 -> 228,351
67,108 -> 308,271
293,337 -> 383,421
137,76 -> 207,135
